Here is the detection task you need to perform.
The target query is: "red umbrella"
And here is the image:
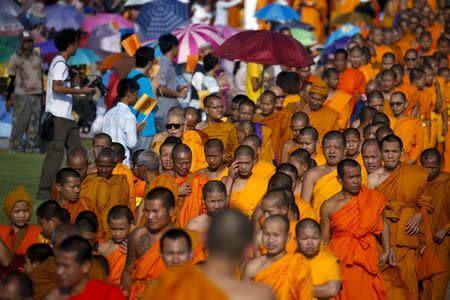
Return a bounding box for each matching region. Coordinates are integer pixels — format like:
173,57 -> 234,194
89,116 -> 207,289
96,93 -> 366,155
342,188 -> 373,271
215,30 -> 313,67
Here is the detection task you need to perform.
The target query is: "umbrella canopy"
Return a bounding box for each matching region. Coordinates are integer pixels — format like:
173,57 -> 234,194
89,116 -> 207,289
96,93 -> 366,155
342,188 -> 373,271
255,3 -> 300,21
0,36 -> 18,63
68,48 -> 100,65
0,12 -> 24,35
45,4 -> 84,31
331,12 -> 373,27
124,0 -> 188,6
322,36 -> 351,57
136,0 -> 188,40
82,13 -> 134,33
291,28 -> 316,47
173,23 -> 224,63
324,24 -> 360,48
215,30 -> 313,68
0,0 -> 21,17
214,25 -> 240,39
87,23 -> 121,58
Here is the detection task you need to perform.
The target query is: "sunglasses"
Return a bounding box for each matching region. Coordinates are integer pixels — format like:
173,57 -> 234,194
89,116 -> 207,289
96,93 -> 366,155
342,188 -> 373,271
390,101 -> 405,107
405,57 -> 417,62
166,123 -> 183,129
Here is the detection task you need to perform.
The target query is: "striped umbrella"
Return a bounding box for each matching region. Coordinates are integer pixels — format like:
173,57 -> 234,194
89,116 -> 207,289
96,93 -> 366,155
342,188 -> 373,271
172,23 -> 224,63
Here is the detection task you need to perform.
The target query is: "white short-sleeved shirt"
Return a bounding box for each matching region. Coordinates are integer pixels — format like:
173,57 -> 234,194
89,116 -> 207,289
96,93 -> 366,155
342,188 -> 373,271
45,55 -> 73,119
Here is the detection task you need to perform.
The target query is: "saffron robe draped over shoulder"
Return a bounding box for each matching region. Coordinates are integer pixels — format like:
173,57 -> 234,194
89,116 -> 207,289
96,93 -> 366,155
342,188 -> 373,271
311,170 -> 341,219
338,68 -> 366,97
375,163 -> 430,299
253,253 -> 314,300
113,163 -> 137,212
328,186 -> 387,300
391,117 -> 424,163
230,174 -> 268,217
106,248 -> 126,286
307,249 -> 341,286
62,197 -> 105,240
294,194 -> 318,221
324,90 -> 355,131
200,122 -> 236,161
252,160 -> 276,180
182,130 -> 207,172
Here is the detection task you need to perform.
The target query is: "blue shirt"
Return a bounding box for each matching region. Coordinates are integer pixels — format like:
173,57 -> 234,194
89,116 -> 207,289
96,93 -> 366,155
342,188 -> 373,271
0,96 -> 12,124
127,69 -> 156,137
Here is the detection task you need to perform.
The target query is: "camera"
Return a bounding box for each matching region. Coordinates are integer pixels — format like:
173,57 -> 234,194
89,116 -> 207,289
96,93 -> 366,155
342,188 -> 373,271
69,67 -> 108,96
88,77 -> 109,96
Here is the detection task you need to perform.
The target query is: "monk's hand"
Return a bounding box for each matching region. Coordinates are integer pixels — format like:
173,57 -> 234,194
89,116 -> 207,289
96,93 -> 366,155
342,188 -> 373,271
229,160 -> 240,179
378,251 -> 389,267
137,121 -> 146,133
433,229 -> 447,244
405,212 -> 422,235
179,182 -> 192,196
120,240 -> 128,254
120,277 -> 131,297
388,248 -> 397,266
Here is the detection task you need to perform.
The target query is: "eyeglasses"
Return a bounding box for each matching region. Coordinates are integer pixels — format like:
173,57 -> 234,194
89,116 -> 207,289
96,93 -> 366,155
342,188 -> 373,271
165,123 -> 183,130
390,101 -> 405,107
405,57 -> 417,62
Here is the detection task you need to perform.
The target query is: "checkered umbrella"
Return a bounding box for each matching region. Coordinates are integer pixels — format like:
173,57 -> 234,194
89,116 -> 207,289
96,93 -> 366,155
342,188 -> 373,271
136,0 -> 188,40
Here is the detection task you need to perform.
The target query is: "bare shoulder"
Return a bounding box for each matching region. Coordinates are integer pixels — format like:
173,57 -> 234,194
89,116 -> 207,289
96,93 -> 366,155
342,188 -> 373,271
367,167 -> 388,188
152,132 -> 168,143
186,214 -> 208,232
303,166 -> 324,183
229,282 -> 275,300
195,121 -> 207,130
242,256 -> 265,280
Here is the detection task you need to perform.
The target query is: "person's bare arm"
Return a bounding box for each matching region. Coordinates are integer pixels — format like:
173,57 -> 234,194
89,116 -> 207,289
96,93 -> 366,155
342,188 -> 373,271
252,230 -> 263,258
221,160 -> 239,202
280,142 -> 292,163
320,201 -> 332,245
0,238 -> 12,267
435,80 -> 443,113
159,85 -> 186,98
251,77 -> 262,92
441,107 -> 448,137
120,228 -> 140,296
411,102 -> 420,118
379,212 -> 395,266
313,280 -> 341,298
52,80 -> 94,95
300,170 -> 316,203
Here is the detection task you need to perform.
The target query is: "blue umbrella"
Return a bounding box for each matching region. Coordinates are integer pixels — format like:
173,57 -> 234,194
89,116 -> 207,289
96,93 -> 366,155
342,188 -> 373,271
322,36 -> 351,57
136,0 -> 188,40
255,3 -> 300,21
68,48 -> 100,65
324,24 -> 360,48
45,4 -> 84,31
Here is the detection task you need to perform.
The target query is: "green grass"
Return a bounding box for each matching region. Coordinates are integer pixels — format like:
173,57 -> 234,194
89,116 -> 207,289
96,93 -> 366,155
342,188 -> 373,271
0,139 -> 92,224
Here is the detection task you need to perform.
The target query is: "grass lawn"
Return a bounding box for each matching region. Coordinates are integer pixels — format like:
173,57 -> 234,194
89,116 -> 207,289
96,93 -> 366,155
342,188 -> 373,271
0,139 -> 92,224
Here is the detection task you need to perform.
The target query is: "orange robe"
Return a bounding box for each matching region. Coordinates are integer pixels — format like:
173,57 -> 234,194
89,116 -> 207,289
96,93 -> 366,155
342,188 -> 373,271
442,81 -> 450,172
253,253 -> 314,300
106,248 -> 126,286
375,163 -> 430,299
30,256 -> 107,300
328,186 -> 387,299
307,249 -> 341,290
134,176 -> 145,208
0,224 -> 40,276
230,174 -> 268,217
301,6 -> 325,43
200,122 -> 236,161
338,68 -> 366,97
391,117 -> 424,163
312,170 -> 341,219
68,279 -> 124,300
82,174 -> 130,240
174,173 -> 208,228
252,160 -> 276,180
297,104 -> 339,142
324,90 -> 355,130
421,174 -> 450,300
183,130 -> 207,172
254,109 -> 292,162
140,265 -> 228,299
374,45 -> 396,64
113,163 -> 137,213
395,82 -> 419,117
358,63 -> 378,82
294,194 -> 318,221
283,94 -> 301,108
129,229 -> 205,300
313,152 -> 327,166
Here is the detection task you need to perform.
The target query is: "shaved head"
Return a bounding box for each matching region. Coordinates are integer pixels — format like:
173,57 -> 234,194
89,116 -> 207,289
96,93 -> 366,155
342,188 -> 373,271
234,145 -> 255,159
51,223 -> 82,248
263,215 -> 289,234
262,189 -> 290,210
268,172 -> 293,192
67,147 -> 89,180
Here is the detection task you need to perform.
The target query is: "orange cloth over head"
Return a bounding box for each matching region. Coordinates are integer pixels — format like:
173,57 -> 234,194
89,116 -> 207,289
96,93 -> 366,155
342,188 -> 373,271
309,80 -> 329,98
3,185 -> 33,218
328,186 -> 387,299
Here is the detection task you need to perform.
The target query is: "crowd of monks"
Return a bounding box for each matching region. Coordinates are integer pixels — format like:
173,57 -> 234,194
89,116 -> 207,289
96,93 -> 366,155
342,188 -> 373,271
0,1 -> 450,299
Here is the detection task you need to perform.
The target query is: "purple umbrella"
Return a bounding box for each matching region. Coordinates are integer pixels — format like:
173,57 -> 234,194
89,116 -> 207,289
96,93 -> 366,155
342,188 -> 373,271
87,23 -> 121,58
82,13 -> 134,33
322,36 -> 351,58
45,4 -> 84,31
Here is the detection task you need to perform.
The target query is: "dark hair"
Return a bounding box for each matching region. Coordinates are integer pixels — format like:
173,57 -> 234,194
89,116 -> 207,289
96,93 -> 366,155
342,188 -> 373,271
290,148 -> 312,167
108,205 -> 134,224
263,215 -> 290,233
54,28 -> 78,52
234,145 -> 255,159
295,218 -> 320,236
322,130 -> 346,147
160,229 -> 192,252
159,34 -> 179,54
231,94 -> 250,104
275,71 -> 300,94
202,180 -> 227,199
268,172 -> 292,192
37,200 -> 68,223
204,138 -> 224,152
337,159 -> 361,178
1,272 -> 33,298
111,142 -> 126,160
410,68 -> 425,83
58,236 -> 92,264
421,148 -> 442,165
26,243 -> 54,264
55,167 -> 80,185
335,49 -> 348,59
74,211 -> 99,231
381,134 -> 403,151
146,187 -> 175,209
135,46 -> 155,68
203,54 -> 219,72
117,78 -> 139,100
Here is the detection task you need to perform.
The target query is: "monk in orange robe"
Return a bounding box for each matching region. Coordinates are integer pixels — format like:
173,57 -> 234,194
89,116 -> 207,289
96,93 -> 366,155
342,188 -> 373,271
334,49 -> 366,97
371,27 -> 397,64
322,160 -> 388,299
222,145 -> 269,217
87,132 -> 113,175
294,126 -> 326,167
0,186 -> 40,277
242,135 -> 276,180
120,188 -> 204,300
389,92 -> 424,164
111,142 -> 137,212
196,139 -> 229,181
30,224 -> 107,300
82,148 -> 130,240
243,215 -> 314,300
420,149 -> 450,300
280,112 -> 310,163
296,218 -> 342,299
196,94 -> 236,162
171,144 -> 208,228
302,131 -> 346,218
380,69 -> 398,117
368,134 -> 431,299
98,206 -> 133,286
322,68 -> 355,130
296,81 -> 339,144
141,209 -> 274,300
392,64 -> 420,117
344,128 -> 368,183
254,91 -> 292,162
301,5 -> 325,43
151,107 -> 206,172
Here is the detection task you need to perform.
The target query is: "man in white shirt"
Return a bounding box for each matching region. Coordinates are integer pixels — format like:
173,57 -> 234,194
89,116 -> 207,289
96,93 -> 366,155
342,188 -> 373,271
102,79 -> 144,166
37,28 -> 95,200
214,0 -> 242,26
